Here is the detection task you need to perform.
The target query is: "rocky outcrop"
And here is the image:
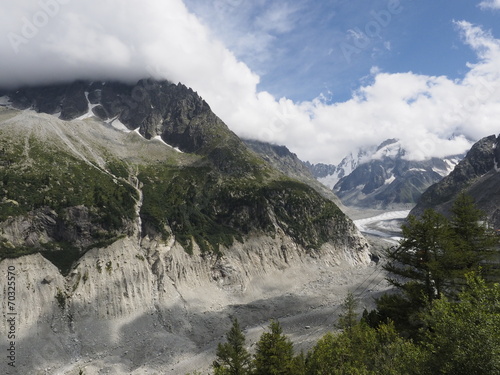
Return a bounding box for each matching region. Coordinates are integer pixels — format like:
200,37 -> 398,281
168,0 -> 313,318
411,134 -> 500,228
0,224 -> 369,374
4,79 -> 256,175
305,162 -> 337,179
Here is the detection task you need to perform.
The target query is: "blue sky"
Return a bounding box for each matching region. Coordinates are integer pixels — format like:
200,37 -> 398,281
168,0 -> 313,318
1,0 -> 500,163
184,0 -> 500,103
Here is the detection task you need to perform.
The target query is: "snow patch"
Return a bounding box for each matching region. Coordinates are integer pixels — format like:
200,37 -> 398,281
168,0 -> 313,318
153,136 -> 183,153
354,210 -> 410,232
433,158 -> 460,177
109,117 -> 131,133
0,96 -> 11,106
75,92 -> 100,120
372,140 -> 403,160
354,210 -> 409,242
318,174 -> 341,189
384,175 -> 396,185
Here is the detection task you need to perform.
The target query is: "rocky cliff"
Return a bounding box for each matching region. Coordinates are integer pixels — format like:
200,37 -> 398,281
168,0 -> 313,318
0,81 -> 370,374
410,134 -> 500,228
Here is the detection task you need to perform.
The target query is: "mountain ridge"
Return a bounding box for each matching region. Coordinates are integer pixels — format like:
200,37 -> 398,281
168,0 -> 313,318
410,134 -> 500,228
307,139 -> 463,209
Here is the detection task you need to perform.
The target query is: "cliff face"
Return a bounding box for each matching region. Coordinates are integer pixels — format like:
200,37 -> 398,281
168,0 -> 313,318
411,134 -> 500,228
0,81 -> 370,374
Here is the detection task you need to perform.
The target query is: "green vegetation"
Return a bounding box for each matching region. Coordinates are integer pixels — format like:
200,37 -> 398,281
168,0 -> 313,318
253,321 -> 303,375
40,242 -> 80,276
202,196 -> 500,375
0,136 -> 138,270
1,125 -> 351,272
212,320 -> 305,375
421,274 -> 500,375
139,165 -> 345,255
213,319 -> 252,375
207,274 -> 499,375
377,193 -> 499,336
0,137 -> 137,224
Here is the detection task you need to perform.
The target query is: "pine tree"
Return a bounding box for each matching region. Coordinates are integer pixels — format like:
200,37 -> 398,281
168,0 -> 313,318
380,195 -> 499,337
253,321 -> 296,375
384,208 -> 452,303
213,319 -> 252,375
447,193 -> 498,284
336,291 -> 359,333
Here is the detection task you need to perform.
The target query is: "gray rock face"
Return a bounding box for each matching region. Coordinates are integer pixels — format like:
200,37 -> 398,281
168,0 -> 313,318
305,162 -> 337,179
411,134 -> 500,228
1,82 -> 369,271
3,79 -> 252,174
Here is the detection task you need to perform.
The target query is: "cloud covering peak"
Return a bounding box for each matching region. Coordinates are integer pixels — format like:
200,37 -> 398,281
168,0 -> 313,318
1,1 -> 500,164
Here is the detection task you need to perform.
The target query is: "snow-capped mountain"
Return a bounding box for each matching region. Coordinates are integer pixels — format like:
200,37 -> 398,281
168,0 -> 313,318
308,139 -> 463,209
306,148 -> 370,189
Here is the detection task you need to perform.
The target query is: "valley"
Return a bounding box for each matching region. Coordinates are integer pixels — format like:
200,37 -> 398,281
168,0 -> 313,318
0,78 -> 498,374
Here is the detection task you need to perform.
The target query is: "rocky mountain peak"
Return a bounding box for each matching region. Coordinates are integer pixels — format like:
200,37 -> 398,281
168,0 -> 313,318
2,79 -> 256,175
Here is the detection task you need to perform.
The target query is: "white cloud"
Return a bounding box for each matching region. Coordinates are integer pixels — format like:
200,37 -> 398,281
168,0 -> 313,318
479,0 -> 500,10
1,2 -> 500,165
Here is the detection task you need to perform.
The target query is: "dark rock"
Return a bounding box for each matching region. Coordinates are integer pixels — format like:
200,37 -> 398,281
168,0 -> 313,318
305,162 -> 337,179
41,276 -> 54,284
411,134 -> 500,228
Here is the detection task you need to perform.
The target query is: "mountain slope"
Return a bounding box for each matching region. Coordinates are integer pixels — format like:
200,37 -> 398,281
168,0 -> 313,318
243,139 -> 343,205
1,80 -> 366,262
0,80 -> 371,374
410,134 -> 500,228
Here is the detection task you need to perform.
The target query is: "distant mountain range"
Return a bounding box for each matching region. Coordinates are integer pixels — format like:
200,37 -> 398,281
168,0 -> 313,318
307,139 -> 463,209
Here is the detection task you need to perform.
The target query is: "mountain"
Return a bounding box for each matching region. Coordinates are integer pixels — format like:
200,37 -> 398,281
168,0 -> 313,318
0,79 -> 370,374
243,139 -> 342,205
309,139 -> 462,209
410,134 -> 500,229
306,149 -> 369,189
